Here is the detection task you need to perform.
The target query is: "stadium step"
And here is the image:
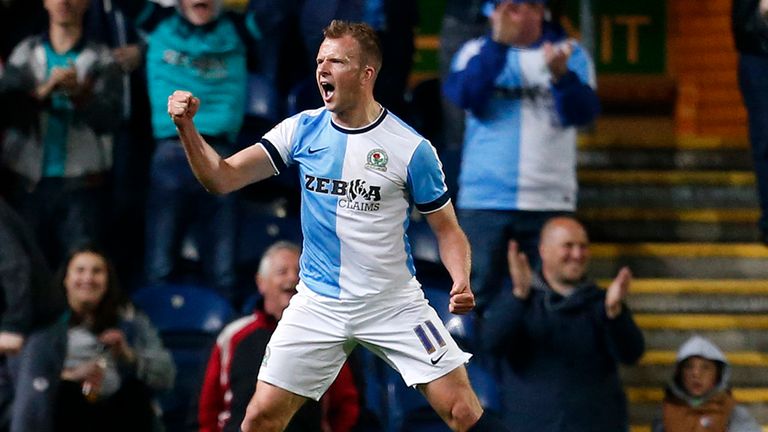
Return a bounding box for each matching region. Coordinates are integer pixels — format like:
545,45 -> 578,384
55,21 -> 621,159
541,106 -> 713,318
576,124 -> 767,430
589,242 -> 768,279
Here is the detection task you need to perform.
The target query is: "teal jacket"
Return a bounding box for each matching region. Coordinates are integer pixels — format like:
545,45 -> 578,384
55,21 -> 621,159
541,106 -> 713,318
142,6 -> 259,141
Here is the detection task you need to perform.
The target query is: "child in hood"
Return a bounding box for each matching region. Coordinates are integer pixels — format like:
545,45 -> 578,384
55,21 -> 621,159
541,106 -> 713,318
653,335 -> 760,432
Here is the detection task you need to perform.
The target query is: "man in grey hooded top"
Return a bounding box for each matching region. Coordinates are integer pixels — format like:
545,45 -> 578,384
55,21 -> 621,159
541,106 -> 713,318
653,335 -> 761,432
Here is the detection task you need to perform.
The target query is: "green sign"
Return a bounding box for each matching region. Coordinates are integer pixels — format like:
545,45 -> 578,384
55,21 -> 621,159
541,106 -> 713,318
414,0 -> 667,76
566,0 -> 666,73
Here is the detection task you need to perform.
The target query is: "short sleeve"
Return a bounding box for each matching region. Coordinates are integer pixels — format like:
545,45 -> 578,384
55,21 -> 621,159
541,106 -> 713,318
259,115 -> 300,174
407,140 -> 450,214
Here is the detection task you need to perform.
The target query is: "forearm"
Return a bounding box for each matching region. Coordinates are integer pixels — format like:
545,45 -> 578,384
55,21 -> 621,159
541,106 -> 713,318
603,306 -> 645,364
176,122 -> 235,194
480,291 -> 527,354
436,227 -> 471,286
443,38 -> 507,113
551,71 -> 600,126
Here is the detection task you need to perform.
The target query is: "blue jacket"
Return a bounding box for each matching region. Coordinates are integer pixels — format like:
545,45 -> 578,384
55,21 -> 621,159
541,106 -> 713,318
482,273 -> 645,432
443,25 -> 600,211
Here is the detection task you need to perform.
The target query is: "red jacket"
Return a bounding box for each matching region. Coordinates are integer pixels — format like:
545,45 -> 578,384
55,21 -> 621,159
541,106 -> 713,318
198,309 -> 360,432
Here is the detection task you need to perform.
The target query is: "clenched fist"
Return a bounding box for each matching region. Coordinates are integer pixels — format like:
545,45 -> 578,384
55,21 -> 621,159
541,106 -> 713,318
168,90 -> 200,125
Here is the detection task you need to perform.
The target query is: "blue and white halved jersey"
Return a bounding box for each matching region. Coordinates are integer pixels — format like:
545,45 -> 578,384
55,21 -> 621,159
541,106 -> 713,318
449,36 -> 597,212
258,107 -> 449,300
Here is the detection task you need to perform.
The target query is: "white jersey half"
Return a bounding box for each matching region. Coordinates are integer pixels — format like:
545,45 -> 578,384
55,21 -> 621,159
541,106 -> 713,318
258,107 -> 449,300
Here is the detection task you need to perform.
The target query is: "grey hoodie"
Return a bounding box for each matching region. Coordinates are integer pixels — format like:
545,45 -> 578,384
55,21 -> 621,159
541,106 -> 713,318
652,335 -> 761,432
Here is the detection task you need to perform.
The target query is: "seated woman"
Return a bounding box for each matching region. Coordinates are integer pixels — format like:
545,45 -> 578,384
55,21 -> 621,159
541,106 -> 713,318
653,335 -> 760,432
55,245 -> 176,432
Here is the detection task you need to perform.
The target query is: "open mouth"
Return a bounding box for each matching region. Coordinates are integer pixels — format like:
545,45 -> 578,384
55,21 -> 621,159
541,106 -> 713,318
320,82 -> 335,101
192,0 -> 211,12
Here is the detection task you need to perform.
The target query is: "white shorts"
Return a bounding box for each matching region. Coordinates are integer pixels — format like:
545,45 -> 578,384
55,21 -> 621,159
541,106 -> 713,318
258,280 -> 472,400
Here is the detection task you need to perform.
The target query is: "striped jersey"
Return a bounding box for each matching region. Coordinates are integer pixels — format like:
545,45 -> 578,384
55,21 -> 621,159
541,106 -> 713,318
259,107 -> 449,300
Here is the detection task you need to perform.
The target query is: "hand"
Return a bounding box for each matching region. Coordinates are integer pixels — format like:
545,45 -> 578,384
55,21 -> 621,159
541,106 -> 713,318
449,280 -> 475,315
0,332 -> 24,354
112,45 -> 142,73
490,2 -> 522,45
168,90 -> 200,126
605,266 -> 632,319
508,240 -> 532,299
63,358 -> 106,383
543,40 -> 573,82
761,0 -> 768,19
50,66 -> 79,90
35,66 -> 78,99
99,328 -> 135,363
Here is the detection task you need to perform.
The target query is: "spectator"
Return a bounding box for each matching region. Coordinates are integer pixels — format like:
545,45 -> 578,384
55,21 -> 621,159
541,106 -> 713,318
85,0 -> 155,291
733,0 -> 768,244
652,335 -> 760,432
168,20 -> 510,432
482,216 -> 644,431
439,0 -> 486,152
0,197 -> 68,432
443,0 -> 600,314
139,0 -> 260,300
55,245 -> 176,432
198,241 -> 360,432
0,0 -> 122,268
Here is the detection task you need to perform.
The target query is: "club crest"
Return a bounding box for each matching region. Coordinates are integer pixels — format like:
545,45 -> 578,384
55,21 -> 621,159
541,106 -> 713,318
365,149 -> 388,172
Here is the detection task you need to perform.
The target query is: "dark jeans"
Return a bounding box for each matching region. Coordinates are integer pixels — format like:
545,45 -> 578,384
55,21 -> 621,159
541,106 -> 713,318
458,209 -> 571,315
0,317 -> 67,432
144,138 -> 238,299
8,175 -> 108,269
738,53 -> 768,233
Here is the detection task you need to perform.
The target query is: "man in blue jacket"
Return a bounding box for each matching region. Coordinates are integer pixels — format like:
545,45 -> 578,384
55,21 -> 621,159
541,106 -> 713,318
482,216 -> 644,431
443,0 -> 600,315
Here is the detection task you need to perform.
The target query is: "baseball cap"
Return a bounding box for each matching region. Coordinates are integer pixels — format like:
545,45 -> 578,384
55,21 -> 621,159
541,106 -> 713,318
482,0 -> 548,16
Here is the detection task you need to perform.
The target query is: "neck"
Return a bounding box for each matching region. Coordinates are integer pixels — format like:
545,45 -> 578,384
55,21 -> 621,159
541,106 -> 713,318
49,22 -> 82,53
542,271 -> 577,297
332,96 -> 381,129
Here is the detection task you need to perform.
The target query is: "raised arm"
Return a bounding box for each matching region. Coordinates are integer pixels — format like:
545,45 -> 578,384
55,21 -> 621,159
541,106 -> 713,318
424,203 -> 474,315
168,90 -> 276,194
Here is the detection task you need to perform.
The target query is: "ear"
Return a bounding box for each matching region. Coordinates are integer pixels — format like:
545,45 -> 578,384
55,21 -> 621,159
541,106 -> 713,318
361,65 -> 376,85
255,273 -> 264,296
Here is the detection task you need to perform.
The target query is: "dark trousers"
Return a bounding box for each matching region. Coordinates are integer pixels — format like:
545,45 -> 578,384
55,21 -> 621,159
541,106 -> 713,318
144,138 -> 238,299
458,209 -> 571,316
8,176 -> 108,270
738,53 -> 768,232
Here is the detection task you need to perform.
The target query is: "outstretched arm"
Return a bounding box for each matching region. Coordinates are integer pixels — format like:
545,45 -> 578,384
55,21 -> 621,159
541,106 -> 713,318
425,203 -> 474,315
168,90 -> 276,194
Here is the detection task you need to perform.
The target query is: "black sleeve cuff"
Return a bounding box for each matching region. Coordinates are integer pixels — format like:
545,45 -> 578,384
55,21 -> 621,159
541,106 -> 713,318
416,192 -> 451,214
259,138 -> 287,174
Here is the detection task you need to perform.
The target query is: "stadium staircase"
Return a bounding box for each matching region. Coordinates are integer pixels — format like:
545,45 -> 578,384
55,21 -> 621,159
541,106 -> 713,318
577,117 -> 768,431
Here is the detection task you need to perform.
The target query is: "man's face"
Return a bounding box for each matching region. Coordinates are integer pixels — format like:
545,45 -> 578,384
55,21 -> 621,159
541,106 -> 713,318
257,249 -> 300,321
493,1 -> 545,46
316,35 -> 369,115
539,220 -> 590,285
44,0 -> 89,27
180,0 -> 217,26
681,356 -> 719,397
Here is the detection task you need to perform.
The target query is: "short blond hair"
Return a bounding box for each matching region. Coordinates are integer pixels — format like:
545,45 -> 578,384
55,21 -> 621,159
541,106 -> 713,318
323,20 -> 382,72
